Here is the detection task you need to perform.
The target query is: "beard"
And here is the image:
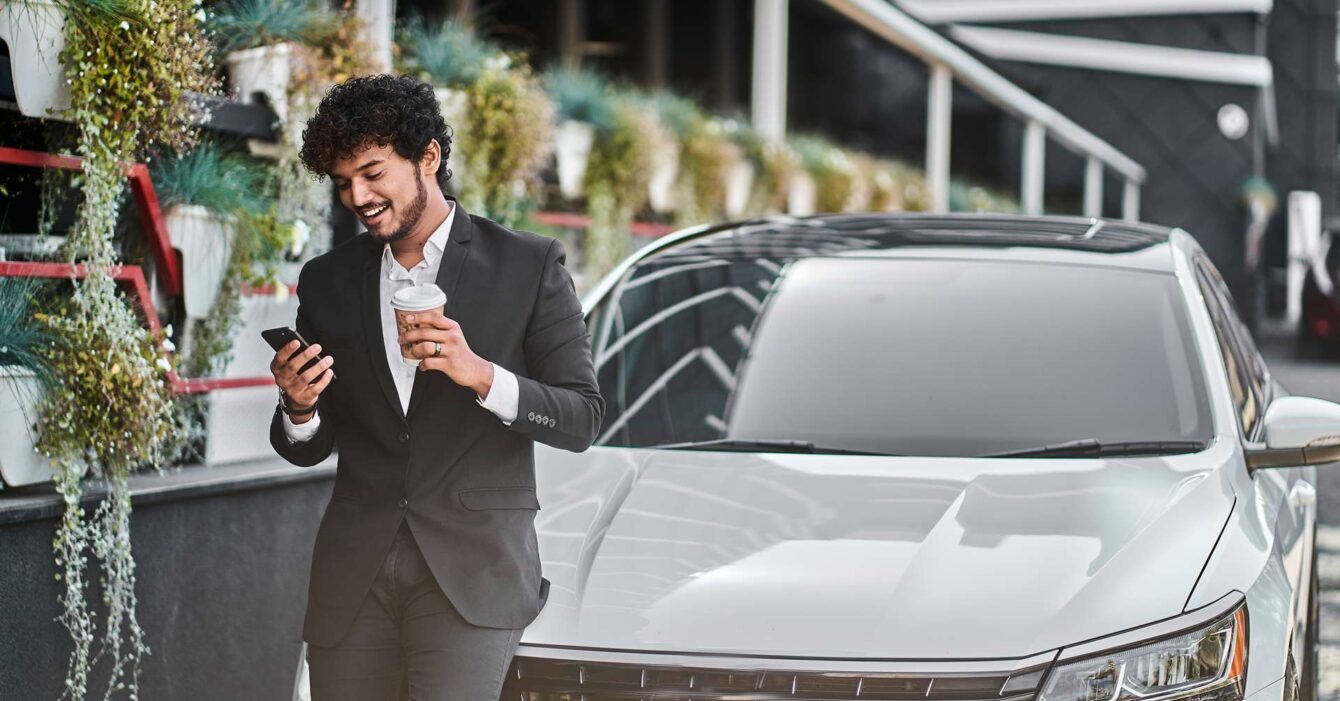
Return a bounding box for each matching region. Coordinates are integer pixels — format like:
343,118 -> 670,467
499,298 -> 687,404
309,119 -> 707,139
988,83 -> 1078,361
370,173 -> 428,243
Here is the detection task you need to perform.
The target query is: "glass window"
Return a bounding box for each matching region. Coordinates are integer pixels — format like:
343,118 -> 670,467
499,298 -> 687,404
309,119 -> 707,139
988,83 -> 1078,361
1193,257 -> 1271,440
593,253 -> 1214,457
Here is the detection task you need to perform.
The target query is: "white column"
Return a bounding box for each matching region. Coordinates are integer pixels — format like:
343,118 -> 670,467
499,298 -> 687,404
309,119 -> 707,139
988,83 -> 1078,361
751,0 -> 789,140
926,63 -> 952,213
1083,156 -> 1103,218
1122,180 -> 1141,222
357,0 -> 395,73
1021,120 -> 1045,215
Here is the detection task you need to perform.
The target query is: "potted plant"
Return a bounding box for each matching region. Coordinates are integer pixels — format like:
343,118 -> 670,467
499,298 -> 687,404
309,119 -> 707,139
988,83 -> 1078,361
399,14 -> 499,195
0,0 -> 142,118
151,140 -> 273,325
455,57 -> 554,227
0,276 -> 58,487
792,136 -> 858,214
581,92 -> 654,281
210,0 -> 317,123
547,69 -> 616,200
651,94 -> 732,226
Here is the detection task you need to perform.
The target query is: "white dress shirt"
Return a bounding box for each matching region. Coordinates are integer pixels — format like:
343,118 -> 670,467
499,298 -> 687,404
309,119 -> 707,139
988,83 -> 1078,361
283,203 -> 520,442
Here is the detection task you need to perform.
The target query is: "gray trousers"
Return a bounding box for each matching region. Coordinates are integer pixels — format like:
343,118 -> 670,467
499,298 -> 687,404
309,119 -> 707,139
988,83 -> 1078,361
307,523 -> 523,701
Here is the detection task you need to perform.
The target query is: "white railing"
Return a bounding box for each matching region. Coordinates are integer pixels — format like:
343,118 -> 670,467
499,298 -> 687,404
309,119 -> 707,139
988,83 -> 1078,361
752,0 -> 1147,220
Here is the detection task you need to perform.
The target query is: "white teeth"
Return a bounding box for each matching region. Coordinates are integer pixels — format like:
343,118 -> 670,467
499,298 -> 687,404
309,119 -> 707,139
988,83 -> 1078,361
364,206 -> 386,218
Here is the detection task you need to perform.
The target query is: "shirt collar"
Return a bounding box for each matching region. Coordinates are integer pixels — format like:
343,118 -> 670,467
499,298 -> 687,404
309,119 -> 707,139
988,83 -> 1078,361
382,202 -> 455,281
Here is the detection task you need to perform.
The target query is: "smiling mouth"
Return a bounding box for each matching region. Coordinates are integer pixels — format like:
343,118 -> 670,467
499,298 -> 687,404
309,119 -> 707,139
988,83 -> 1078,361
360,204 -> 389,226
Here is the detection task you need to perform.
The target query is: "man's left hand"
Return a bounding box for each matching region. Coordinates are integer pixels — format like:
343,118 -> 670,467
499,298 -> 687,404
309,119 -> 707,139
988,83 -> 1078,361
399,311 -> 494,397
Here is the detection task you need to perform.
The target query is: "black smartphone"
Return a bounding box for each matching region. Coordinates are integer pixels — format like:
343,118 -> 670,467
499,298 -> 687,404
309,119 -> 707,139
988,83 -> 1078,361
262,326 -> 334,381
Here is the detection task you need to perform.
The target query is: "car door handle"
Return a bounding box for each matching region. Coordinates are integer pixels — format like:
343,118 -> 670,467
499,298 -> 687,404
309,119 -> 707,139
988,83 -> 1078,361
1290,482 -> 1317,507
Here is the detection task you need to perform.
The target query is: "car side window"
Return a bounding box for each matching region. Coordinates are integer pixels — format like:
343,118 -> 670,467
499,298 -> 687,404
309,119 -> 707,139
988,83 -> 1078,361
1193,256 -> 1270,441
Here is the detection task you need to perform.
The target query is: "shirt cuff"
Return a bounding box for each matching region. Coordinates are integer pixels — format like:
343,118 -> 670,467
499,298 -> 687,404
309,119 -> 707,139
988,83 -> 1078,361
282,408 -> 322,443
477,363 -> 519,426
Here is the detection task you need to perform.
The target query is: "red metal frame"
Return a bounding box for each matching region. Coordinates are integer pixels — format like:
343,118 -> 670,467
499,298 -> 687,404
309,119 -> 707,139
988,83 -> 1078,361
532,210 -> 678,238
0,146 -> 182,296
0,261 -> 273,395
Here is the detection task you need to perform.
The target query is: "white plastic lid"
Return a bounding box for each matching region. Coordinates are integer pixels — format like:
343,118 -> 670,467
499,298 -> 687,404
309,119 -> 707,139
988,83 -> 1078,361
390,283 -> 447,312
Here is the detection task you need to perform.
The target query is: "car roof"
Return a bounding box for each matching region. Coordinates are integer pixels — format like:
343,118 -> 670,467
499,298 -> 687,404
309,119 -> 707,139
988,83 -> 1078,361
639,213 -> 1181,274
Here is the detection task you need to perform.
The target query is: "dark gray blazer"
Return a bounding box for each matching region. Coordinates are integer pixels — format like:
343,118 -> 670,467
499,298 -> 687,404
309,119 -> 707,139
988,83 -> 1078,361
270,202 -> 604,647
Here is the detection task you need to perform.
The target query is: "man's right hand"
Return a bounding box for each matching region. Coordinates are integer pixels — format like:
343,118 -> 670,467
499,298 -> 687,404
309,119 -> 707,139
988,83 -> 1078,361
270,341 -> 335,424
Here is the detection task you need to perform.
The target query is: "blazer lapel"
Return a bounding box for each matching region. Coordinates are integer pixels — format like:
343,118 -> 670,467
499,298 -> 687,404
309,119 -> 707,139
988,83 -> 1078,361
407,201 -> 474,421
362,249 -> 407,425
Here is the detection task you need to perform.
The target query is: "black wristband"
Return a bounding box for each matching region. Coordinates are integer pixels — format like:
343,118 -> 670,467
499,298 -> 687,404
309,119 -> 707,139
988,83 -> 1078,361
278,390 -> 317,416
281,402 -> 317,417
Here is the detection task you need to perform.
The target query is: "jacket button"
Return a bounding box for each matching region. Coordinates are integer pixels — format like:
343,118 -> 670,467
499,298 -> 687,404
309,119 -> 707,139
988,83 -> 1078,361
398,432 -> 410,443
397,498 -> 408,509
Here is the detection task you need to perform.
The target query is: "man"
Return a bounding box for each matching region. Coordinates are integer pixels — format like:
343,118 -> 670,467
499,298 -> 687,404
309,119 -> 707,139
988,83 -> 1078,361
268,74 -> 603,700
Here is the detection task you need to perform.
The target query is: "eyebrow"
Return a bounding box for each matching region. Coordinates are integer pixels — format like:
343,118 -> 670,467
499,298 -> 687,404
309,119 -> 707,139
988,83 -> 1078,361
333,159 -> 386,181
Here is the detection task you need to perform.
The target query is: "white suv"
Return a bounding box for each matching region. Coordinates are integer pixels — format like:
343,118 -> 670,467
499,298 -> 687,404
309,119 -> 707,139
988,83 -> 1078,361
298,214 -> 1330,701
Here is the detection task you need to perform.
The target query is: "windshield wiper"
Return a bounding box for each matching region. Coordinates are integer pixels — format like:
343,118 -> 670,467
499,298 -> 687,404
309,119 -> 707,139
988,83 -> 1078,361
655,438 -> 892,456
981,439 -> 1207,459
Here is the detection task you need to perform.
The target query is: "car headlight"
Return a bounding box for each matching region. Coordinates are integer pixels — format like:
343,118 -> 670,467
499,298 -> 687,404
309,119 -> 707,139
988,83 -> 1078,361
1039,605 -> 1247,701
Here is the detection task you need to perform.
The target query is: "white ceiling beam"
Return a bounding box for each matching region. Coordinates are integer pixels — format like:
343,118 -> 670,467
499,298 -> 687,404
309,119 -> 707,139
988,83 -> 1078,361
950,25 -> 1274,87
899,0 -> 1273,25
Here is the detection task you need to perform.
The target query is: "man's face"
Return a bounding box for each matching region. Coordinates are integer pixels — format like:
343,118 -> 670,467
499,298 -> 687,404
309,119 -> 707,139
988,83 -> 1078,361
329,142 -> 435,244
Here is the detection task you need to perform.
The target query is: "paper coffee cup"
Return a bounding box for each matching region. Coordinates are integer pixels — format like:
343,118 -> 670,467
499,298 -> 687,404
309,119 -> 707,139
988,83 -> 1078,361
390,283 -> 447,366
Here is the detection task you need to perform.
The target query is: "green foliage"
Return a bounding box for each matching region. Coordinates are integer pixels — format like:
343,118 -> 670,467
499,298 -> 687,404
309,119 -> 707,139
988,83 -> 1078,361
546,69 -> 616,133
0,277 -> 54,385
583,98 -> 656,281
208,0 -> 317,54
150,141 -> 275,217
35,276 -> 178,700
399,14 -> 496,89
950,179 -> 1020,214
457,61 -> 554,228
48,0 -> 216,697
791,136 -> 858,214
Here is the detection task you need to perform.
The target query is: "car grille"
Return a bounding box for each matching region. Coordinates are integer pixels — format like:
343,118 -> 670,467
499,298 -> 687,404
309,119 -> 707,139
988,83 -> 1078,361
501,655 -> 1048,701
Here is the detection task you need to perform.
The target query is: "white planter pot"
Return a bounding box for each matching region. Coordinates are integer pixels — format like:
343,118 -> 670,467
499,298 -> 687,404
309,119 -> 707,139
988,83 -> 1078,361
205,293 -> 298,465
647,139 -> 679,213
434,87 -> 470,194
224,42 -> 294,124
0,0 -> 71,119
0,366 -> 58,487
166,205 -> 235,320
787,171 -> 817,216
554,120 -> 594,200
724,160 -> 756,219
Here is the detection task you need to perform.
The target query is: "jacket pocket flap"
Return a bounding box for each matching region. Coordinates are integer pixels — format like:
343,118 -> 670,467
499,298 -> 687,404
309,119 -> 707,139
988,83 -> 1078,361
458,487 -> 540,511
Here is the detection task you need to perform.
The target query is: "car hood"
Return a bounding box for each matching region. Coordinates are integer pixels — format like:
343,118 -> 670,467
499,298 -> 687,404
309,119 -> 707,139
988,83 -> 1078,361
526,442 -> 1237,660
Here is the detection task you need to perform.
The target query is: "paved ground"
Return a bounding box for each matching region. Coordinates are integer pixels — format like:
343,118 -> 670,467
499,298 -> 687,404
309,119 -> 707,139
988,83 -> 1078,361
1257,319 -> 1340,700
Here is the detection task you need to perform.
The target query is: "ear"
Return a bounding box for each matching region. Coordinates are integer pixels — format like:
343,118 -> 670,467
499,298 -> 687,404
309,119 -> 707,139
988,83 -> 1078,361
421,139 -> 442,178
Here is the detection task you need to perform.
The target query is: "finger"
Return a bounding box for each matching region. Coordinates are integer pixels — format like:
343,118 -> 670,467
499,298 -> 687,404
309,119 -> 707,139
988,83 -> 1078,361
296,367 -> 335,400
400,328 -> 455,347
271,340 -> 301,374
285,344 -> 323,372
410,311 -> 457,331
299,354 -> 334,385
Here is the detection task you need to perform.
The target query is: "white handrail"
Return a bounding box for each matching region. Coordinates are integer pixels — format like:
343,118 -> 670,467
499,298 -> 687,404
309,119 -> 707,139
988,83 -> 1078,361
821,0 -> 1146,184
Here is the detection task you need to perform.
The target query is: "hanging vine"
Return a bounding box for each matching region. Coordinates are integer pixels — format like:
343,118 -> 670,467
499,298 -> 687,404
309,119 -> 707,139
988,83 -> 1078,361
38,0 -> 215,697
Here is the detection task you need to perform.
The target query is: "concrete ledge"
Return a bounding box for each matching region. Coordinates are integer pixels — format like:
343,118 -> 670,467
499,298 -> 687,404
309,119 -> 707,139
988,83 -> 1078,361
0,454 -> 336,525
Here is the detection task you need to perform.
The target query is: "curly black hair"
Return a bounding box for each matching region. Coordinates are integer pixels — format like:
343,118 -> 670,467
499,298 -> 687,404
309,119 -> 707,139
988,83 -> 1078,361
299,74 -> 454,190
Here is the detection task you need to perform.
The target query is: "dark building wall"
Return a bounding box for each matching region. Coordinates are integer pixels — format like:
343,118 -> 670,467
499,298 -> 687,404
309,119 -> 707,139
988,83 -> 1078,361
0,472 -> 332,700
1265,0 -> 1339,273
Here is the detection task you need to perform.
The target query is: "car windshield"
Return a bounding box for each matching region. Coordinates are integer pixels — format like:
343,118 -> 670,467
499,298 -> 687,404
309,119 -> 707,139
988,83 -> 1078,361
589,248 -> 1213,457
